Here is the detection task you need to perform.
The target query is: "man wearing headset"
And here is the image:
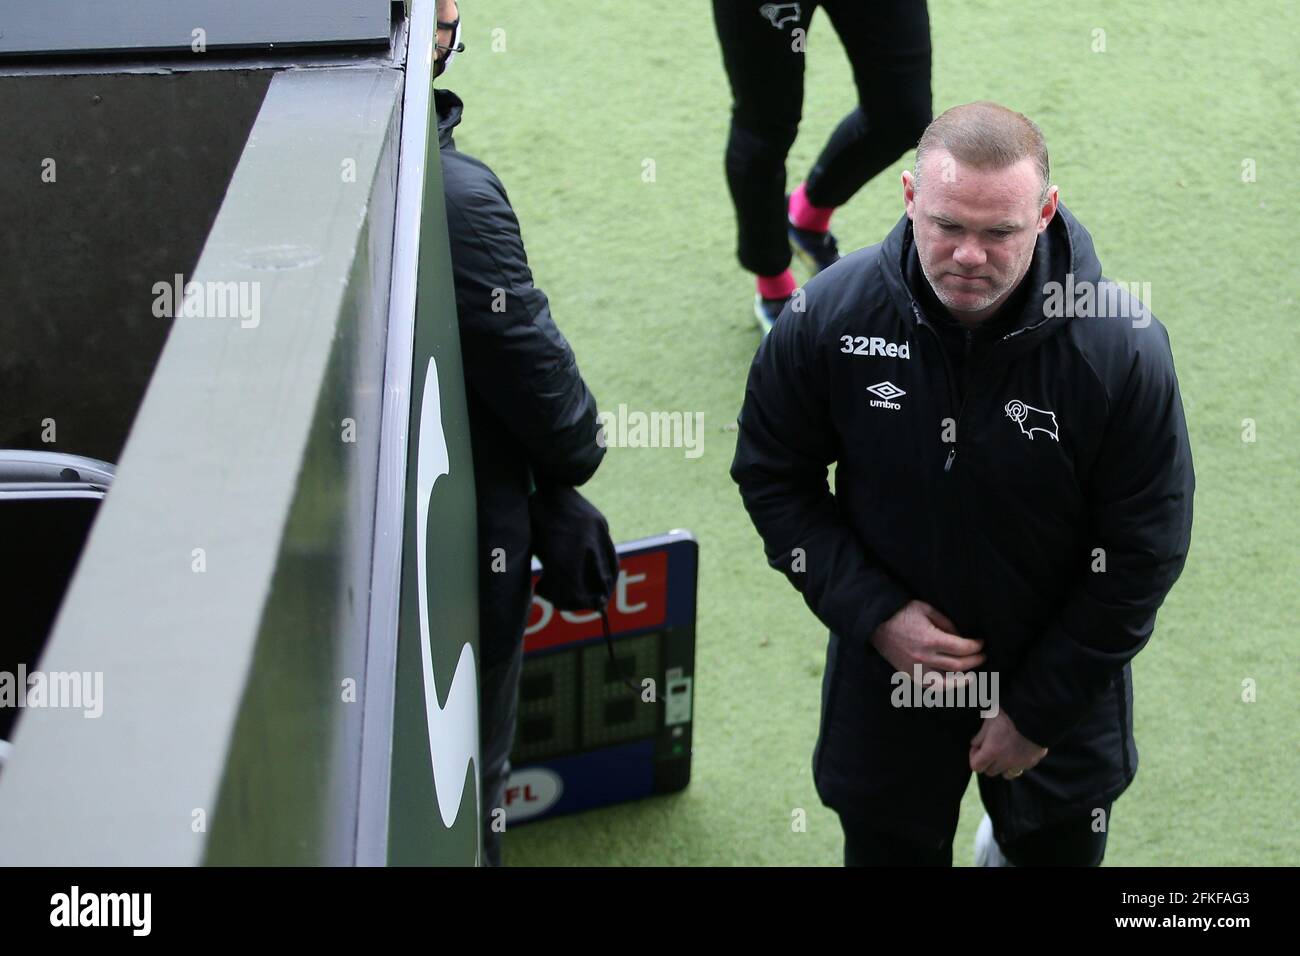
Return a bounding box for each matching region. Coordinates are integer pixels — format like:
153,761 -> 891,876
434,0 -> 609,866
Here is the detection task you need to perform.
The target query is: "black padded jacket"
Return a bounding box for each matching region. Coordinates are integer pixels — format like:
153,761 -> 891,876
731,205 -> 1194,829
438,88 -> 604,666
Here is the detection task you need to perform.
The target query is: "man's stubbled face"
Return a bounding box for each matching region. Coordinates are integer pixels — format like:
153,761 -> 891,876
904,150 -> 1056,325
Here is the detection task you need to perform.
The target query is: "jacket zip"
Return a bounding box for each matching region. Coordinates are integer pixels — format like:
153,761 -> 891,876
911,302 -> 977,664
912,303 -> 966,473
953,329 -> 974,471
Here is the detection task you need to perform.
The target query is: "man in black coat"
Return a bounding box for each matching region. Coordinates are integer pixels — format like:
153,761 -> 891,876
436,8 -> 606,864
730,101 -> 1194,865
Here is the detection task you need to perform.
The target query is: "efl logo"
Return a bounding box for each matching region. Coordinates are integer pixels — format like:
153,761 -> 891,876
866,381 -> 906,410
503,767 -> 563,822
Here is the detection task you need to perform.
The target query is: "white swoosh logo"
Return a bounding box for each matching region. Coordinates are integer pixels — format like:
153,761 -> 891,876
416,356 -> 481,831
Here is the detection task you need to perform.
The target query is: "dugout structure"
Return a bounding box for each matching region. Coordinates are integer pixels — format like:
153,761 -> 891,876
0,1 -> 481,865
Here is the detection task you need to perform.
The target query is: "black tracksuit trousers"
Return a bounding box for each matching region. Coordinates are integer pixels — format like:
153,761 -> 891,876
712,0 -> 932,276
840,802 -> 1112,866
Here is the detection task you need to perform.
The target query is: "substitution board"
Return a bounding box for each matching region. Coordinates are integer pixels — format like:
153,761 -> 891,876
503,531 -> 697,824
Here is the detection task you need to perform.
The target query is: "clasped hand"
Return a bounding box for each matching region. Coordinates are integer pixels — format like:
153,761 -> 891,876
871,600 -> 1047,780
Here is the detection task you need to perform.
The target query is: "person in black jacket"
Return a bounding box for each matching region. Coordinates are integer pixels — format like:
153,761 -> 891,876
436,5 -> 607,865
730,102 -> 1194,866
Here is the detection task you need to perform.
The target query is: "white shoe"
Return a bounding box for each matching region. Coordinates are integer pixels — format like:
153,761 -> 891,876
974,813 -> 1013,867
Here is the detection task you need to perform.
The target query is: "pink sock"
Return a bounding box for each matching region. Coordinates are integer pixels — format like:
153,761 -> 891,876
756,270 -> 797,300
789,181 -> 835,232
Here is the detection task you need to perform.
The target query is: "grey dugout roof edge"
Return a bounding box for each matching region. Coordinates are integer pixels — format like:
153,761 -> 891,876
0,0 -> 453,864
0,65 -> 402,865
0,0 -> 394,59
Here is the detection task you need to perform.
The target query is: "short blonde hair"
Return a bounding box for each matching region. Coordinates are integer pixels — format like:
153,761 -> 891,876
913,101 -> 1050,202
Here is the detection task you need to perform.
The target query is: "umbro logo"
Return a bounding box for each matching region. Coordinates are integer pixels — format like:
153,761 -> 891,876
867,381 -> 905,410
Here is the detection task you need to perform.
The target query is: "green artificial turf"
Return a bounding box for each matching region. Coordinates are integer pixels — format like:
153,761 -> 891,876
444,0 -> 1299,865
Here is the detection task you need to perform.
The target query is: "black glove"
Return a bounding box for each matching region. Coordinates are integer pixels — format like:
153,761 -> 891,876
528,483 -> 617,612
